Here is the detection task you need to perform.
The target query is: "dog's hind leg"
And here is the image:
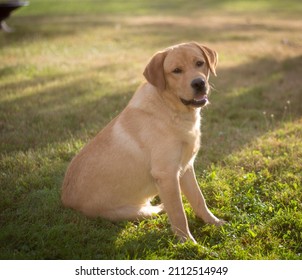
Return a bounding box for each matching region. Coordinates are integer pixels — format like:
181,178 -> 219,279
100,203 -> 164,221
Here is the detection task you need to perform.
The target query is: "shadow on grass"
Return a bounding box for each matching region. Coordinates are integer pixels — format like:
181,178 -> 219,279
1,55 -> 301,154
2,8 -> 301,51
0,15 -> 118,48
0,64 -> 133,153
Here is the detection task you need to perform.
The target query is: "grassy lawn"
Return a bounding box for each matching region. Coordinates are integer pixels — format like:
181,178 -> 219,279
0,0 -> 302,259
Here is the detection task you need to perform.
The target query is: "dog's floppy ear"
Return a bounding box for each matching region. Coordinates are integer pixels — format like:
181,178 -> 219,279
143,50 -> 168,91
192,42 -> 218,76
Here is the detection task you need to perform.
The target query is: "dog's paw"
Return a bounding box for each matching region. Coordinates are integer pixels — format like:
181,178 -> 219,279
215,219 -> 227,226
205,217 -> 227,226
178,235 -> 197,244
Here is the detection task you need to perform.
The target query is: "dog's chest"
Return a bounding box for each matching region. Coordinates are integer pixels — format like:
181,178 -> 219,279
176,114 -> 201,170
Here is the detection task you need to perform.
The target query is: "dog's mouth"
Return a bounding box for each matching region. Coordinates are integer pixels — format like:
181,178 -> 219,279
180,95 -> 208,108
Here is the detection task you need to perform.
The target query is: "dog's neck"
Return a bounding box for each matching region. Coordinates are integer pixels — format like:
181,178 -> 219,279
130,83 -> 201,125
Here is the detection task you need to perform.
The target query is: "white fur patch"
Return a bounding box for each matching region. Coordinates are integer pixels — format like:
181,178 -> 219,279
112,121 -> 141,154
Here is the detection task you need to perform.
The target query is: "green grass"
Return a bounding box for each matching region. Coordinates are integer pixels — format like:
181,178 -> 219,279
0,0 -> 302,259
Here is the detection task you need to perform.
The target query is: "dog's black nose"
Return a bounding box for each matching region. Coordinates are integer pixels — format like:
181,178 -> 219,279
191,78 -> 206,92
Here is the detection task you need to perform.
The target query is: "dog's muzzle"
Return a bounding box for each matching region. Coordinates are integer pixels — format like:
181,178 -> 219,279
181,77 -> 209,107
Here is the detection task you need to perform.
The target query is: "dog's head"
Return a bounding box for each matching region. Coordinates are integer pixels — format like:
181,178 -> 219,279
143,42 -> 218,108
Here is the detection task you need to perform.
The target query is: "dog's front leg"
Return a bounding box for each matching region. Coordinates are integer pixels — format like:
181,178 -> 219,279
151,169 -> 196,243
180,166 -> 224,225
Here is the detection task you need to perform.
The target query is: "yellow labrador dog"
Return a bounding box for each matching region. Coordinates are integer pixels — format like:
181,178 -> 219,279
61,42 -> 224,243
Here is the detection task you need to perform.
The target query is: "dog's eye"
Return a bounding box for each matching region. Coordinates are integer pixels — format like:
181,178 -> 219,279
172,68 -> 183,74
196,61 -> 204,67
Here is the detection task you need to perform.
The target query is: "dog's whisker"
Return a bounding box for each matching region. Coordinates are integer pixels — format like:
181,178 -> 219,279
209,82 -> 218,92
